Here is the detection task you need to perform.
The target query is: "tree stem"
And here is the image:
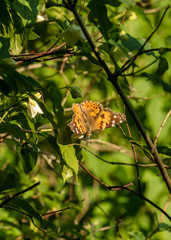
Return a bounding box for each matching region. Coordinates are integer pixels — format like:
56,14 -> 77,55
72,7 -> 171,193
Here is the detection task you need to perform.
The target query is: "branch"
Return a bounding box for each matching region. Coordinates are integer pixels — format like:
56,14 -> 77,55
122,5 -> 170,72
0,182 -> 40,208
78,160 -> 133,191
154,109 -> 171,146
3,206 -> 47,232
70,7 -> 171,193
41,200 -> 84,218
78,161 -> 171,221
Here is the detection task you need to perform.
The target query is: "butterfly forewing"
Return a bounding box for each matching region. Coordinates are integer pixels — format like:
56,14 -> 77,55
92,108 -> 126,131
80,101 -> 103,121
69,101 -> 126,137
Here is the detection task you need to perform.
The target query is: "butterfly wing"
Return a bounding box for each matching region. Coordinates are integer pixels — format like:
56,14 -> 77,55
92,108 -> 126,131
69,103 -> 87,135
80,101 -> 103,122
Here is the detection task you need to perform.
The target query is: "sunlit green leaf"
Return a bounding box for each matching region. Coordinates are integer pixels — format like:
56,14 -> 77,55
58,144 -> 79,180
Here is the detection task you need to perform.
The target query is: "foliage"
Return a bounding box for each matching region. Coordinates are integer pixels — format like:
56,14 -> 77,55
0,0 -> 171,239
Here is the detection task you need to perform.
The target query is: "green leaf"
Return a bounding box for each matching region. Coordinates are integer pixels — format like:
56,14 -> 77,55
38,132 -> 60,155
12,0 -> 39,26
165,35 -> 171,45
0,171 -> 17,192
0,73 -> 18,92
157,146 -> 171,156
94,0 -> 121,7
51,88 -> 65,131
120,0 -> 136,7
141,72 -> 171,93
11,197 -> 43,224
0,123 -> 27,141
28,30 -> 40,40
58,144 -> 79,180
0,80 -> 11,95
120,34 -> 147,52
0,0 -> 11,35
128,231 -> 145,240
12,70 -> 42,92
22,110 -> 38,143
87,0 -> 113,40
0,37 -> 10,59
62,164 -> 74,182
16,143 -> 38,174
45,0 -> 59,9
158,222 -> 171,230
10,33 -> 23,55
156,57 -> 169,75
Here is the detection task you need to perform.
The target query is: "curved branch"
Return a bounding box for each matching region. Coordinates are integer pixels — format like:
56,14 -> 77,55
78,161 -> 171,221
71,7 -> 171,194
0,182 -> 41,208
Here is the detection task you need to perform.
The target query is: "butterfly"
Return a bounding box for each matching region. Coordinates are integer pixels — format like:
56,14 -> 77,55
69,100 -> 126,138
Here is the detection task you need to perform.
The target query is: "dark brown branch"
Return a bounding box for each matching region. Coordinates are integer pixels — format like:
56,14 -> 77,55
71,5 -> 171,192
0,182 -> 40,208
3,206 -> 47,232
122,5 -> 170,72
41,199 -> 84,218
78,161 -> 171,221
11,45 -> 72,62
78,160 -> 133,191
71,143 -> 170,169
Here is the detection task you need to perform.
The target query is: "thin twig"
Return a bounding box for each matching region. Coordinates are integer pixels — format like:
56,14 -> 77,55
78,160 -> 133,191
122,5 -> 170,72
154,109 -> 171,146
71,6 -> 171,193
79,0 -> 86,14
78,161 -> 171,221
41,199 -> 84,218
0,182 -> 41,207
72,143 -> 169,169
159,194 -> 171,223
116,8 -> 129,28
3,206 -> 46,232
125,121 -> 142,196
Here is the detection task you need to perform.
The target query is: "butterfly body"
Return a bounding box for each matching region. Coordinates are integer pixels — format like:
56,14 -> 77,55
70,101 -> 126,138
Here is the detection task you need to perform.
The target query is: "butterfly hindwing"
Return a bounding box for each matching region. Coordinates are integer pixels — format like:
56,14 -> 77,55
70,101 -> 126,137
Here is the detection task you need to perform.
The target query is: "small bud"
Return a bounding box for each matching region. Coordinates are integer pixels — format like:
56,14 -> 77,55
158,47 -> 166,55
70,86 -> 82,99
